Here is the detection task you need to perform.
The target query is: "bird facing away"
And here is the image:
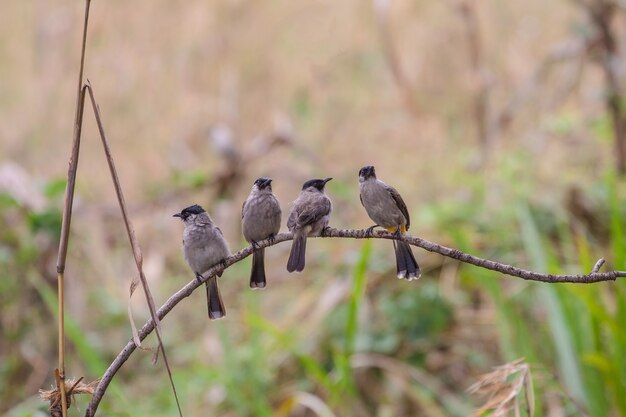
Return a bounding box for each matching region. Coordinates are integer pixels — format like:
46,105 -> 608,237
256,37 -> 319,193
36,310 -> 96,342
174,204 -> 230,319
287,178 -> 333,273
242,177 -> 282,288
358,165 -> 421,280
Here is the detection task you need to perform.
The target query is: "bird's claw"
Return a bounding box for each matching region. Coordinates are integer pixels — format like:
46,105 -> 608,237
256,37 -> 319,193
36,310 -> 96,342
321,226 -> 331,237
365,224 -> 379,237
267,233 -> 276,244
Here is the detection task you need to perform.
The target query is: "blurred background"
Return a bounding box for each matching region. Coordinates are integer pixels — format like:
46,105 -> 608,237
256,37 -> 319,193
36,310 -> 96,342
2,0 -> 626,416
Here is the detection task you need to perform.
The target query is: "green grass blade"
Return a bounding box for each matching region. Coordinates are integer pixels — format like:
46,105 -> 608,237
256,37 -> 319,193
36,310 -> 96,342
333,240 -> 371,399
517,205 -> 588,409
344,240 -> 371,356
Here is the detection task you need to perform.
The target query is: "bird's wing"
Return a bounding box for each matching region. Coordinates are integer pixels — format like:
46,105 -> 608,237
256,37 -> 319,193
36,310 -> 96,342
297,197 -> 331,227
287,206 -> 298,231
387,185 -> 410,230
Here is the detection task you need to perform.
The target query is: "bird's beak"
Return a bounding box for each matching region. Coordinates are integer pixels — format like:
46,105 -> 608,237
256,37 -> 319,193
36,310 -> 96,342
173,212 -> 183,218
323,178 -> 333,184
263,178 -> 273,187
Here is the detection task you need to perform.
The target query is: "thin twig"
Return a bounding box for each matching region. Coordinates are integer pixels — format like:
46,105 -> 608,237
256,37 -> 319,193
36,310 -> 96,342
83,83 -> 162,333
84,82 -> 183,417
56,269 -> 68,417
55,2 -> 92,416
85,227 -> 626,416
57,0 -> 90,273
67,377 -> 85,397
592,257 -> 606,273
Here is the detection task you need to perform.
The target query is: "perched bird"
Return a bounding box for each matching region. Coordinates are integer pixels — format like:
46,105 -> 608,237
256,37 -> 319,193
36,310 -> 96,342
174,204 -> 230,319
287,178 -> 333,272
358,165 -> 420,280
242,177 -> 282,288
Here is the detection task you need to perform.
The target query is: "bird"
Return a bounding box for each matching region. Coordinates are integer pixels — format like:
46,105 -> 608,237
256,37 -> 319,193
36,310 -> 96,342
358,165 -> 421,280
174,204 -> 230,319
287,177 -> 333,273
242,177 -> 282,288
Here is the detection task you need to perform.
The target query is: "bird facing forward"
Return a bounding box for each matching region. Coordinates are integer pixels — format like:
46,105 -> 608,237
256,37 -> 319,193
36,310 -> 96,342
242,177 -> 282,288
174,204 -> 230,319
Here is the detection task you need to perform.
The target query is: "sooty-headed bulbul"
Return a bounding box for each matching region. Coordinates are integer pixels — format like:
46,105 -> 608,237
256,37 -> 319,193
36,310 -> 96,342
359,166 -> 420,280
287,178 -> 333,273
174,204 -> 229,319
242,178 -> 282,288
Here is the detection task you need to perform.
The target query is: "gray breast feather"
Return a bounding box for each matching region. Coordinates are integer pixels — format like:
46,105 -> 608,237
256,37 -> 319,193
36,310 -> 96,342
183,224 -> 230,274
359,180 -> 408,229
242,194 -> 282,242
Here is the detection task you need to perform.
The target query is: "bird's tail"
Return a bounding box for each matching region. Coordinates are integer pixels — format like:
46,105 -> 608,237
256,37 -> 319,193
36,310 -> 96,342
287,233 -> 307,272
206,276 -> 226,319
393,240 -> 421,280
250,248 -> 267,289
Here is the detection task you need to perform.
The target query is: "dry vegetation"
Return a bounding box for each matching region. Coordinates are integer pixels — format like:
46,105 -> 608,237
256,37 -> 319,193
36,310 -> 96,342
2,1 -> 626,416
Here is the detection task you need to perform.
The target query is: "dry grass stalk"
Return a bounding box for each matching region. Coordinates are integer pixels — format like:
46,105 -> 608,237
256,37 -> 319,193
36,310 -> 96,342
54,1 -> 92,415
468,358 -> 534,417
51,1 -> 183,413
82,82 -> 183,417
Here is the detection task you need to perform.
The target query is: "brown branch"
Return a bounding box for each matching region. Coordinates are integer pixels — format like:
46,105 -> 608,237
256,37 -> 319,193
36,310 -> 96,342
85,227 -> 625,416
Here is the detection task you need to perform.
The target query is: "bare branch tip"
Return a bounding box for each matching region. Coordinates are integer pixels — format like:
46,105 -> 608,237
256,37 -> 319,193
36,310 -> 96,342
592,258 -> 606,273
